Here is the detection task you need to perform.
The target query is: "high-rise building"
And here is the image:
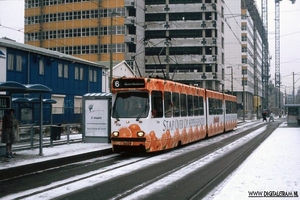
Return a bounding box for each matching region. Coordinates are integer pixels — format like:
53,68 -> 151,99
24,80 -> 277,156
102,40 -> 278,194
144,0 -> 224,92
224,0 -> 264,118
24,0 -> 145,76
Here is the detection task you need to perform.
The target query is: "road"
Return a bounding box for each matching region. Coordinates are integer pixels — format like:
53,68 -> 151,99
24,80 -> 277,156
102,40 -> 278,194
0,120 -> 282,200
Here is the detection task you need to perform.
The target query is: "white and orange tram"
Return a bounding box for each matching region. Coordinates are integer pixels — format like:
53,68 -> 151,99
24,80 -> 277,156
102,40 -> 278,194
110,77 -> 237,153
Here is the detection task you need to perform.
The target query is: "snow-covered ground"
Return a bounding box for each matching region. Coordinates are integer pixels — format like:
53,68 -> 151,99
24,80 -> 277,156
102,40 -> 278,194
204,122 -> 300,200
1,120 -> 299,200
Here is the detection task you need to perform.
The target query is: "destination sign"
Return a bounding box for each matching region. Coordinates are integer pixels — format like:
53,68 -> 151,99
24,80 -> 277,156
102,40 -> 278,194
113,79 -> 145,88
0,95 -> 11,109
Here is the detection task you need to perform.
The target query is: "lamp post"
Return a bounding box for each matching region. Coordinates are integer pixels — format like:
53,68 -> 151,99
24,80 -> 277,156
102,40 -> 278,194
109,12 -> 120,93
242,68 -> 245,122
227,66 -> 233,95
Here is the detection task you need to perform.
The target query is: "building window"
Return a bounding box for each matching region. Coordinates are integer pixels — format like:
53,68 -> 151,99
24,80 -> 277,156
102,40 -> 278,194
74,96 -> 82,114
80,67 -> 84,80
222,37 -> 224,49
75,66 -> 79,80
51,94 -> 65,114
75,66 -> 84,80
89,69 -> 97,82
58,63 -> 63,77
39,59 -> 44,75
8,53 -> 14,70
93,70 -> 97,82
16,55 -> 22,71
242,78 -> 247,86
64,64 -> 68,78
242,36 -> 247,41
58,63 -> 68,78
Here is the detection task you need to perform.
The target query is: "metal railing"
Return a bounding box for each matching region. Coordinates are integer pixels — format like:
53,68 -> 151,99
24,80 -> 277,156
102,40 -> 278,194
14,124 -> 83,151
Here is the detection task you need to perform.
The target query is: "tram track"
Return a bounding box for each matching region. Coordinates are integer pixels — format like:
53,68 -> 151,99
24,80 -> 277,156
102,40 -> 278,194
189,121 -> 281,199
109,122 -> 274,199
112,122 -> 281,200
53,121 -> 278,199
0,121 -> 281,200
0,154 -> 151,199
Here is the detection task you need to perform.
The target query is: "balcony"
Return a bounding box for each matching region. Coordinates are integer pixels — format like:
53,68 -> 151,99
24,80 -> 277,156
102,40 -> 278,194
124,0 -> 135,7
124,34 -> 136,44
125,53 -> 135,61
124,16 -> 136,26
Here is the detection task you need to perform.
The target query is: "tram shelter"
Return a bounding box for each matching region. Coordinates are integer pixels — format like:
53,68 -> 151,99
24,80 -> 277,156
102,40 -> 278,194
0,81 -> 52,156
82,93 -> 112,143
284,104 -> 300,126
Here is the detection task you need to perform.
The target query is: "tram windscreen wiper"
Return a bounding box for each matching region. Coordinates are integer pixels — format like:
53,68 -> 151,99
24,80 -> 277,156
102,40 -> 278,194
113,107 -> 120,121
136,105 -> 148,121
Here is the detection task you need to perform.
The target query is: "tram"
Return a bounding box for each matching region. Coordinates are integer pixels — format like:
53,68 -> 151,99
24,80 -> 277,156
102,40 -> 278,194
110,77 -> 237,153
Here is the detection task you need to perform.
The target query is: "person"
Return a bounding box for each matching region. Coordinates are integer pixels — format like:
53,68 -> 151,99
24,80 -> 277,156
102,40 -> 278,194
1,109 -> 19,158
269,112 -> 275,122
151,109 -> 157,118
165,102 -> 173,117
262,111 -> 267,122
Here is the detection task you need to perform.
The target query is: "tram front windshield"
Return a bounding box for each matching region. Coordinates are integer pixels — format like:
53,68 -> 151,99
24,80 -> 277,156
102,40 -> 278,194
112,92 -> 149,119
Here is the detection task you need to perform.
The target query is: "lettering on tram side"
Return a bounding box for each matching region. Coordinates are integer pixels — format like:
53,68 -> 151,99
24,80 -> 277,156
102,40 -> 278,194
163,118 -> 205,131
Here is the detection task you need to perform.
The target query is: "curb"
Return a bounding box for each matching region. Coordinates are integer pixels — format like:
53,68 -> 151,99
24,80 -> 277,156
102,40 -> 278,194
0,148 -> 113,181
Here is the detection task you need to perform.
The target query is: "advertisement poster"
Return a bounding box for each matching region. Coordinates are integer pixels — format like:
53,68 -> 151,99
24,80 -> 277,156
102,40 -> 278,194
85,99 -> 108,137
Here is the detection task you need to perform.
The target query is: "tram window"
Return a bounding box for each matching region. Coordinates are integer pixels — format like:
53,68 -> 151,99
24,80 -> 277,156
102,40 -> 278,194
194,96 -> 199,116
209,98 -> 214,115
151,90 -> 163,118
226,101 -> 230,113
199,96 -> 204,115
233,102 -> 237,113
187,95 -> 193,116
226,101 -> 237,114
209,98 -> 222,115
217,99 -> 223,114
173,93 -> 180,117
164,92 -> 172,118
180,94 -> 187,116
112,92 -> 149,118
288,108 -> 298,115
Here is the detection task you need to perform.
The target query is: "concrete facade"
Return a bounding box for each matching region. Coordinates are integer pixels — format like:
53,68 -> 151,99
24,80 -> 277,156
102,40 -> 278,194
144,1 -> 224,92
224,1 -> 263,119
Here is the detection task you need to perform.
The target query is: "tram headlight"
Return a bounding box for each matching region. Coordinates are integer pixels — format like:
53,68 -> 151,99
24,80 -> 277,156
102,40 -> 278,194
112,131 -> 119,137
137,131 -> 145,137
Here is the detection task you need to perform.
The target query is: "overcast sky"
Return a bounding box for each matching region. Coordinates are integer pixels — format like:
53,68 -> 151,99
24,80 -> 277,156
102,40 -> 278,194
0,0 -> 299,93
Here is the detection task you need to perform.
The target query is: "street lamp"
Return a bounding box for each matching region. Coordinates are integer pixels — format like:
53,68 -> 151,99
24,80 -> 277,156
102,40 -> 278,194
227,66 -> 233,95
242,67 -> 245,122
109,12 -> 120,93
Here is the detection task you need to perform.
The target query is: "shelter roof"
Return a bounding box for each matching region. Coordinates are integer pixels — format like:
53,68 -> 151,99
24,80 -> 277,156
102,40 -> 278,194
83,93 -> 112,97
0,81 -> 51,93
12,98 -> 57,104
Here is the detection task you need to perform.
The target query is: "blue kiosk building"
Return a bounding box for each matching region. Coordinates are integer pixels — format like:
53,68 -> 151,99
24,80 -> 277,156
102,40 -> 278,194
0,38 -> 107,125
